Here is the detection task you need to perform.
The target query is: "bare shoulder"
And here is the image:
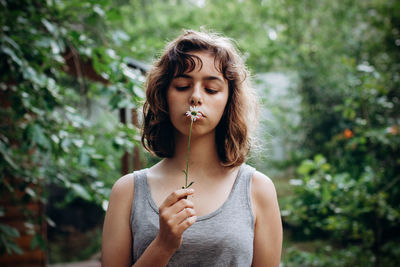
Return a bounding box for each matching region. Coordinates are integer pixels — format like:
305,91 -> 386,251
251,171 -> 278,205
250,170 -> 282,266
102,173 -> 136,267
108,173 -> 135,209
111,173 -> 134,194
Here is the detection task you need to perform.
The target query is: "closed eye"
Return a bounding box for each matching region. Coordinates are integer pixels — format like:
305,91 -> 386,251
206,88 -> 218,94
176,86 -> 190,91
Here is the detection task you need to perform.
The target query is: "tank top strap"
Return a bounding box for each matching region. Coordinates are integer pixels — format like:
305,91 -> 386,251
130,168 -> 149,223
235,163 -> 256,191
227,163 -> 256,219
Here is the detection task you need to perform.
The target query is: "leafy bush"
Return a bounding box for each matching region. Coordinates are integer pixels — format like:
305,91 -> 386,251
278,0 -> 400,265
283,154 -> 400,266
284,245 -> 375,267
1,0 -> 144,255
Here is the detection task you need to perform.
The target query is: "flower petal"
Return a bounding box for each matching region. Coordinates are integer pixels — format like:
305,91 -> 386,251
186,106 -> 202,121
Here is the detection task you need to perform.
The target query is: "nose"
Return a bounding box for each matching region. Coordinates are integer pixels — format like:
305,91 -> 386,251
189,85 -> 202,106
190,96 -> 201,105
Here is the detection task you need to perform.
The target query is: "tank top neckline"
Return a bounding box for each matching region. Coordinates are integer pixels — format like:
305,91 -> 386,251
141,163 -> 246,222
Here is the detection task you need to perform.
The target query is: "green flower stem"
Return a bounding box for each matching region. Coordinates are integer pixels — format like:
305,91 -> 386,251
184,119 -> 194,188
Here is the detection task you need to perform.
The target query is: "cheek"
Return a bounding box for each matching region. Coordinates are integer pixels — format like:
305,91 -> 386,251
167,103 -> 178,122
166,88 -> 173,107
167,90 -> 177,113
167,89 -> 184,106
167,95 -> 182,124
215,93 -> 229,115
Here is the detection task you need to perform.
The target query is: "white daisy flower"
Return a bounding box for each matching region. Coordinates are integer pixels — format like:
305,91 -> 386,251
182,106 -> 201,189
185,106 -> 203,121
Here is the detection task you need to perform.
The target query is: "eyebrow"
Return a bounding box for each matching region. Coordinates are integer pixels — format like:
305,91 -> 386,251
173,74 -> 225,85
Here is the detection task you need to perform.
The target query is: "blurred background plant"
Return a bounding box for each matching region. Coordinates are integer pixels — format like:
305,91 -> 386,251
1,0 -> 399,266
0,0 -> 144,263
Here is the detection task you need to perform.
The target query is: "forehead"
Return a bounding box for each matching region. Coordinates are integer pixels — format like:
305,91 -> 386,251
174,51 -> 224,77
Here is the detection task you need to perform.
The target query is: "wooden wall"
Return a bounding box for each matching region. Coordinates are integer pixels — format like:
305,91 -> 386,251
0,182 -> 47,267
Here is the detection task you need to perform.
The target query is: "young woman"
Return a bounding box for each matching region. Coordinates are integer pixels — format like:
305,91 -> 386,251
102,30 -> 282,267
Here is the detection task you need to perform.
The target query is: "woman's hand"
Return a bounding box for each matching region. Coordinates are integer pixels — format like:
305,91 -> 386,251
154,188 -> 197,254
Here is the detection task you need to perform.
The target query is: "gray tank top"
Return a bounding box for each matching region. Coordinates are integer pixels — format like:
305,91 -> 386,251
130,163 -> 256,266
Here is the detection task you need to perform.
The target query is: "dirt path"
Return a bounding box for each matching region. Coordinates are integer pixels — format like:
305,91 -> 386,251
49,259 -> 100,267
49,252 -> 101,267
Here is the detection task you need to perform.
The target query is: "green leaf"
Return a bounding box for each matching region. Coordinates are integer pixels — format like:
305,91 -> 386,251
25,187 -> 36,198
133,85 -> 145,99
46,217 -> 56,228
0,224 -> 20,239
314,154 -> 326,166
34,37 -> 52,48
6,242 -> 23,255
3,36 -> 21,51
41,18 -> 56,34
30,234 -> 46,250
71,183 -> 91,201
297,159 -> 315,176
93,4 -> 105,16
0,141 -> 18,170
1,46 -> 23,66
28,124 -> 51,149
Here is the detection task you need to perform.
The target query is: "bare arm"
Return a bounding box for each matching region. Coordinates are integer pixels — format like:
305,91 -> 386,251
251,171 -> 283,267
102,174 -> 134,267
101,174 -> 196,267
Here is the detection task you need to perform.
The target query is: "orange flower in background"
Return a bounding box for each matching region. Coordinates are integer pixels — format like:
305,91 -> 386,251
388,125 -> 399,135
344,128 -> 353,139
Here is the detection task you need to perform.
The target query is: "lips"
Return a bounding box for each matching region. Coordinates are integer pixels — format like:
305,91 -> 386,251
183,111 -> 206,118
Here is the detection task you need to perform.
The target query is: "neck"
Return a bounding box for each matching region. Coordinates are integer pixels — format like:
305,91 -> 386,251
164,130 -> 222,175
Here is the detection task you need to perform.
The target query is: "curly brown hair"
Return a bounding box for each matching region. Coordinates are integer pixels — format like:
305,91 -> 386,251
141,30 -> 258,167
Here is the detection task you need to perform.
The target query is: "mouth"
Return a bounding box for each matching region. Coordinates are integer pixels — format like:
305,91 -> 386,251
183,111 -> 206,118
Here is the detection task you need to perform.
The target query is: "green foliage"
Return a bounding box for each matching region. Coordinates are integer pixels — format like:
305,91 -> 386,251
2,0 -> 399,264
116,0 -> 292,72
274,0 -> 400,265
285,241 -> 400,267
0,223 -> 22,255
285,245 -> 375,267
285,155 -> 400,243
1,0 -> 144,255
284,155 -> 400,265
48,227 -> 102,263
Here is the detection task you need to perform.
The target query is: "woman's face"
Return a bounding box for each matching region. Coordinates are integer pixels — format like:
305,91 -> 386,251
167,51 -> 229,139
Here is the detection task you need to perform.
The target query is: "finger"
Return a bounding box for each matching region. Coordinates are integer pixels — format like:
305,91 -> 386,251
159,199 -> 195,229
168,198 -> 194,215
176,215 -> 197,235
170,207 -> 196,225
160,188 -> 195,209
